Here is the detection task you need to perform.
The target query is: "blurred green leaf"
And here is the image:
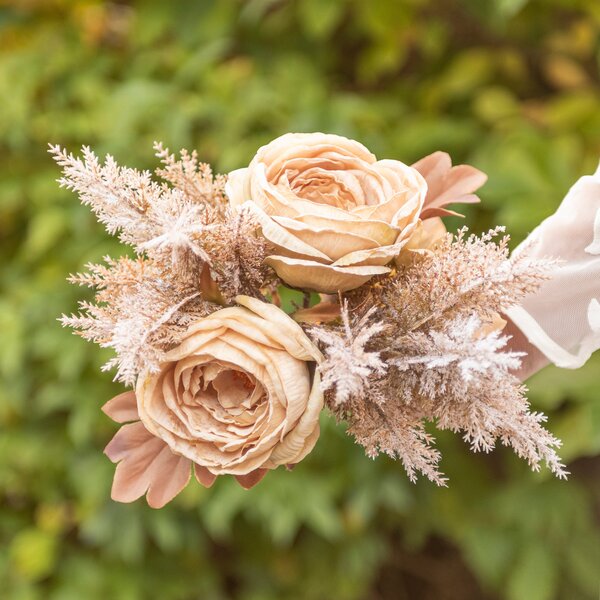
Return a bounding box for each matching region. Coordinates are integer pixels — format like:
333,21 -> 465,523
298,0 -> 345,39
1,0 -> 600,598
10,528 -> 58,581
506,542 -> 557,600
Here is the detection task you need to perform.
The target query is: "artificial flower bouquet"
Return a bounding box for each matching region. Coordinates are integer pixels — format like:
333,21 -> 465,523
55,133 -> 566,508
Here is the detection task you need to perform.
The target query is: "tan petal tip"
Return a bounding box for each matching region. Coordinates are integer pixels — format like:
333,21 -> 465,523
102,391 -> 138,423
292,302 -> 341,324
194,464 -> 218,488
235,468 -> 269,489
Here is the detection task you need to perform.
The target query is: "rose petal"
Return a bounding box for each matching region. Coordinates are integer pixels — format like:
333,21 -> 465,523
105,422 -> 192,508
269,370 -> 323,465
194,464 -> 217,488
164,326 -> 226,361
225,168 -> 251,208
419,206 -> 471,219
145,447 -> 193,509
256,165 -> 360,221
235,295 -> 324,362
265,255 -> 390,293
199,307 -> 282,351
412,151 -> 451,181
104,421 -> 158,463
413,152 -> 487,219
214,330 -> 310,419
354,161 -> 426,222
270,424 -> 320,474
102,391 -> 138,423
294,213 -> 398,246
395,218 -> 447,266
245,201 -> 331,262
257,133 -> 376,175
426,165 -> 486,209
271,215 -> 380,261
235,468 -> 268,489
331,221 -> 419,267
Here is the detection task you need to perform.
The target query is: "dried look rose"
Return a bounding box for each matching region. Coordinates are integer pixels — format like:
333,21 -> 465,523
103,296 -> 323,507
226,132 -> 428,293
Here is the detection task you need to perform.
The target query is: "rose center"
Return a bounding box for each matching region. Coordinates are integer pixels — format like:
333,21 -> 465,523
173,363 -> 269,441
280,162 -> 362,210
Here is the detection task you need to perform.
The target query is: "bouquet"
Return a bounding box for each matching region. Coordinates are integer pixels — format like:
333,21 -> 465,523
54,132 -> 567,508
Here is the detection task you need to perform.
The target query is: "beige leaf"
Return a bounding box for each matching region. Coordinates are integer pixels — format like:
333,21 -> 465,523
292,302 -> 341,324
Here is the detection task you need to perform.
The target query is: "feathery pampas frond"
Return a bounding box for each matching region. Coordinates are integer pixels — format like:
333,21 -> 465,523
311,301 -> 387,406
310,228 -> 565,484
54,145 -> 271,383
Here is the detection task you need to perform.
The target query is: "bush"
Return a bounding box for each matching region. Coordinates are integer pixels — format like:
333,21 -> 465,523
1,1 -> 599,598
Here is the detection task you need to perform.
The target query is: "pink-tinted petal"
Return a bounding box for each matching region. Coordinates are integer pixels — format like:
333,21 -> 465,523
194,464 -> 217,488
145,447 -> 192,509
420,206 -> 467,219
235,468 -> 268,489
412,151 -> 451,181
431,165 -> 486,208
102,391 -> 138,423
104,421 -> 156,463
105,422 -> 192,507
413,152 -> 487,219
106,424 -> 165,502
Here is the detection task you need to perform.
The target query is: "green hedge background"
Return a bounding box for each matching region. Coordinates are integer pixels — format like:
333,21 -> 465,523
1,1 -> 599,598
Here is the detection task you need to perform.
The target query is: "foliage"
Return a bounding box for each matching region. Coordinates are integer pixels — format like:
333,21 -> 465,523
1,1 -> 599,598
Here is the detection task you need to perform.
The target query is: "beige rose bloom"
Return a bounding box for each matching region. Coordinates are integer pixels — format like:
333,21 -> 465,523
226,132 -> 427,293
103,295 -> 323,507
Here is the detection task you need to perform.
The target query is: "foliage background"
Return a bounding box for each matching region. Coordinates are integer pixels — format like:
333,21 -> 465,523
1,1 -> 599,598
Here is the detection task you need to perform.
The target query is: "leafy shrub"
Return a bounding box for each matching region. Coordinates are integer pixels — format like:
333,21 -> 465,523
1,1 -> 599,598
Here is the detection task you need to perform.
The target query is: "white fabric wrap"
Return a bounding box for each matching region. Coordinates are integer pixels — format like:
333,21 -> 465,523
506,163 -> 600,369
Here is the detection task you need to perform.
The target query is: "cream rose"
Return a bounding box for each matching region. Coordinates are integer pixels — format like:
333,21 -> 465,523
103,295 -> 323,507
226,132 -> 427,293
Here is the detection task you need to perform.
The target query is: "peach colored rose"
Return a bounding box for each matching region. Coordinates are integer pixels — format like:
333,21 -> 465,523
103,295 -> 323,507
226,133 -> 427,293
